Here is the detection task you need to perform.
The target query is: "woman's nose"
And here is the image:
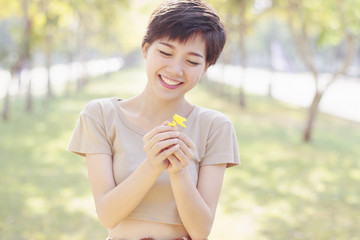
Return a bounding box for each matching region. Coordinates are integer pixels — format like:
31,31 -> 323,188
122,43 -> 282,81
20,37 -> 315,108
166,59 -> 184,77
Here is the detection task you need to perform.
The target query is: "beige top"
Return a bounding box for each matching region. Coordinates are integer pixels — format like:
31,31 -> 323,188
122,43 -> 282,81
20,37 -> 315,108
67,97 -> 240,226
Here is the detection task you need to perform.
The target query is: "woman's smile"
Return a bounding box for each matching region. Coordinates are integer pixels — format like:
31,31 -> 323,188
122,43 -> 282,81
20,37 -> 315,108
142,33 -> 207,101
159,74 -> 183,89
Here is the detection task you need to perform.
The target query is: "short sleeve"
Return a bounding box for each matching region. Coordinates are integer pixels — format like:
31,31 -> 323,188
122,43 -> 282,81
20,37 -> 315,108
200,119 -> 240,168
67,101 -> 112,157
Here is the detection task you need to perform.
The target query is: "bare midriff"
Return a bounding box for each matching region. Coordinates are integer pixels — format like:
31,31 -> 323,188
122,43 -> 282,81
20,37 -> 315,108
107,219 -> 188,240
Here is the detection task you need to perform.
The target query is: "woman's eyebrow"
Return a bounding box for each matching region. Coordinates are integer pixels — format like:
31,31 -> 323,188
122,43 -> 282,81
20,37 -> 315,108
159,41 -> 174,48
159,42 -> 204,58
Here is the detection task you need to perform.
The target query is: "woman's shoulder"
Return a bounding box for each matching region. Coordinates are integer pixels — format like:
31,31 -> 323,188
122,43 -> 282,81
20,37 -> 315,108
192,105 -> 233,130
79,98 -> 120,125
81,97 -> 118,115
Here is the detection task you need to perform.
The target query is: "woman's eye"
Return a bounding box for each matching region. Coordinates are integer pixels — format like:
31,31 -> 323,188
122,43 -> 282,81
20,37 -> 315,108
187,60 -> 200,66
159,50 -> 171,56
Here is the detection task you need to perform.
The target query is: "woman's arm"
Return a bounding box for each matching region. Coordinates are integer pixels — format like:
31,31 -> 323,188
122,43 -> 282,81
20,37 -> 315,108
87,153 -> 163,229
169,164 -> 226,240
86,124 -> 181,229
166,132 -> 226,239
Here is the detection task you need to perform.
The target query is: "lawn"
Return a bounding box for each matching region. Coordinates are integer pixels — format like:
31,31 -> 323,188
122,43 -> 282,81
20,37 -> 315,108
0,67 -> 359,239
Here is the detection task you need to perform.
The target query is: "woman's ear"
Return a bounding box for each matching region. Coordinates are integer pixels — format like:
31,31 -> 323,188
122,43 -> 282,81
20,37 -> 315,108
142,43 -> 150,59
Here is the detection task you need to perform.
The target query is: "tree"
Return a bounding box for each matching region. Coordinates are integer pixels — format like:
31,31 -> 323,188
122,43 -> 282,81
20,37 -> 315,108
0,0 -> 36,114
0,0 -> 136,119
210,0 -> 273,107
65,0 -> 130,90
284,0 -> 359,142
37,0 -> 66,99
0,1 -> 22,120
21,0 -> 36,113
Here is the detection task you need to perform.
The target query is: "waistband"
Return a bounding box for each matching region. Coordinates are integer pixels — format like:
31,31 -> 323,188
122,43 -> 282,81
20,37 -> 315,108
106,236 -> 191,240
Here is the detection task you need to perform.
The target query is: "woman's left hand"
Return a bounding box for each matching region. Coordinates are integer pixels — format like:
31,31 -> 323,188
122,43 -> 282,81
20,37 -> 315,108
166,132 -> 196,174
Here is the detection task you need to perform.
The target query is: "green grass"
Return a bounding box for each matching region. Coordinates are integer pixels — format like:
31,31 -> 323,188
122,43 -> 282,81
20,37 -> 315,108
0,67 -> 359,239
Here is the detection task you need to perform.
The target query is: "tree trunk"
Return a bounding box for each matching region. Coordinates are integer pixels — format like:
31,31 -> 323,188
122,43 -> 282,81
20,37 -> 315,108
238,1 -> 247,108
65,52 -> 74,96
267,52 -> 274,99
45,35 -> 53,99
267,74 -> 273,99
76,17 -> 89,91
238,85 -> 245,107
267,39 -> 274,99
22,0 -> 33,113
25,60 -> 33,114
287,0 -> 356,143
303,91 -> 323,142
2,94 -> 10,121
238,33 -> 247,108
1,74 -> 12,121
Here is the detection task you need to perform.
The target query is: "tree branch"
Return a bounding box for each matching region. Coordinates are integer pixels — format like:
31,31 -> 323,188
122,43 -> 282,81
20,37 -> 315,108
324,33 -> 356,91
287,0 -> 319,84
324,0 -> 357,91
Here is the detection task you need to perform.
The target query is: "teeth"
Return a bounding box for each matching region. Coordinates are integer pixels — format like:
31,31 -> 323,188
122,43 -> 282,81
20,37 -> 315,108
161,75 -> 181,86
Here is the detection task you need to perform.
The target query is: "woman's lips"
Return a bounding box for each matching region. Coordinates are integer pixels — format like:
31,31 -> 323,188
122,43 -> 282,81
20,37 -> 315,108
159,75 -> 183,89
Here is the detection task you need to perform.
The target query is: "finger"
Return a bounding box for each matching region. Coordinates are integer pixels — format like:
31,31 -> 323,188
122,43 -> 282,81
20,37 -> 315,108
167,154 -> 182,170
173,149 -> 190,167
144,137 -> 178,161
177,140 -> 194,161
143,130 -> 180,152
153,138 -> 179,154
178,132 -> 196,151
154,144 -> 180,163
143,124 -> 177,143
151,131 -> 180,144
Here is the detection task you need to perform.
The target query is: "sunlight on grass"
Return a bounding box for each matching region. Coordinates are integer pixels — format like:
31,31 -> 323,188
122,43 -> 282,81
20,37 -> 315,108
26,197 -> 49,215
1,67 -> 359,239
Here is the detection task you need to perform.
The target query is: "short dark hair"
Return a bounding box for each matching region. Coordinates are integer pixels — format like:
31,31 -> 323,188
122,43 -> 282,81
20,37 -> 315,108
142,0 -> 226,66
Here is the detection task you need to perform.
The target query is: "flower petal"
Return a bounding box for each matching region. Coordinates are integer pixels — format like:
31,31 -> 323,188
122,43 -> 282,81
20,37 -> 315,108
173,114 -> 187,128
168,120 -> 177,127
167,114 -> 187,128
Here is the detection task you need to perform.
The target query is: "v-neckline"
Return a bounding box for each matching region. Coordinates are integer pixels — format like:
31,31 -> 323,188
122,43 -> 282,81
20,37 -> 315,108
110,97 -> 198,136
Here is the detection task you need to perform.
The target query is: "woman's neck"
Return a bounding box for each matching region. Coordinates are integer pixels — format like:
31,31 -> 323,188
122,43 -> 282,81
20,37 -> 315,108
136,90 -> 189,120
120,89 -> 192,131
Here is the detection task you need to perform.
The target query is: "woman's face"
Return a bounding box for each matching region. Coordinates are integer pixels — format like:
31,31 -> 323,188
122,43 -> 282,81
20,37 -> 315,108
142,33 -> 207,101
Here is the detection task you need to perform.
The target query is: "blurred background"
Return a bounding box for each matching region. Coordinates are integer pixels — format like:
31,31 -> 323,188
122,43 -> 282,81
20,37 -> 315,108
0,0 -> 359,239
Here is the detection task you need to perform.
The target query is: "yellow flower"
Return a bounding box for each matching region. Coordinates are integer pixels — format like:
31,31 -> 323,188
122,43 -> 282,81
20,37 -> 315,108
168,121 -> 177,127
168,114 -> 187,128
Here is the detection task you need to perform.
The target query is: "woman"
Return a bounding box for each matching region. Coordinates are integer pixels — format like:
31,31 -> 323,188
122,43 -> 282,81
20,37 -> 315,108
67,0 -> 240,239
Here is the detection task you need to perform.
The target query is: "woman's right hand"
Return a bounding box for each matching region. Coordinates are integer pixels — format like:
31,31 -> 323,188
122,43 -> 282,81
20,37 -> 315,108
143,122 -> 181,173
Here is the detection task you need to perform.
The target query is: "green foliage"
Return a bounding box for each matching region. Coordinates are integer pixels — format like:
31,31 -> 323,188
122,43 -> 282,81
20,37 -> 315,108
208,0 -> 269,55
197,80 -> 360,239
1,0 -> 359,68
0,0 -> 137,69
1,67 -> 359,239
285,0 -> 360,47
0,70 -> 143,239
0,0 -> 19,20
0,20 -> 21,68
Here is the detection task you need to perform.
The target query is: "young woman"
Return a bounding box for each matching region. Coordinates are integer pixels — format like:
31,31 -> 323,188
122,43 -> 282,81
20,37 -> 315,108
67,1 -> 240,239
